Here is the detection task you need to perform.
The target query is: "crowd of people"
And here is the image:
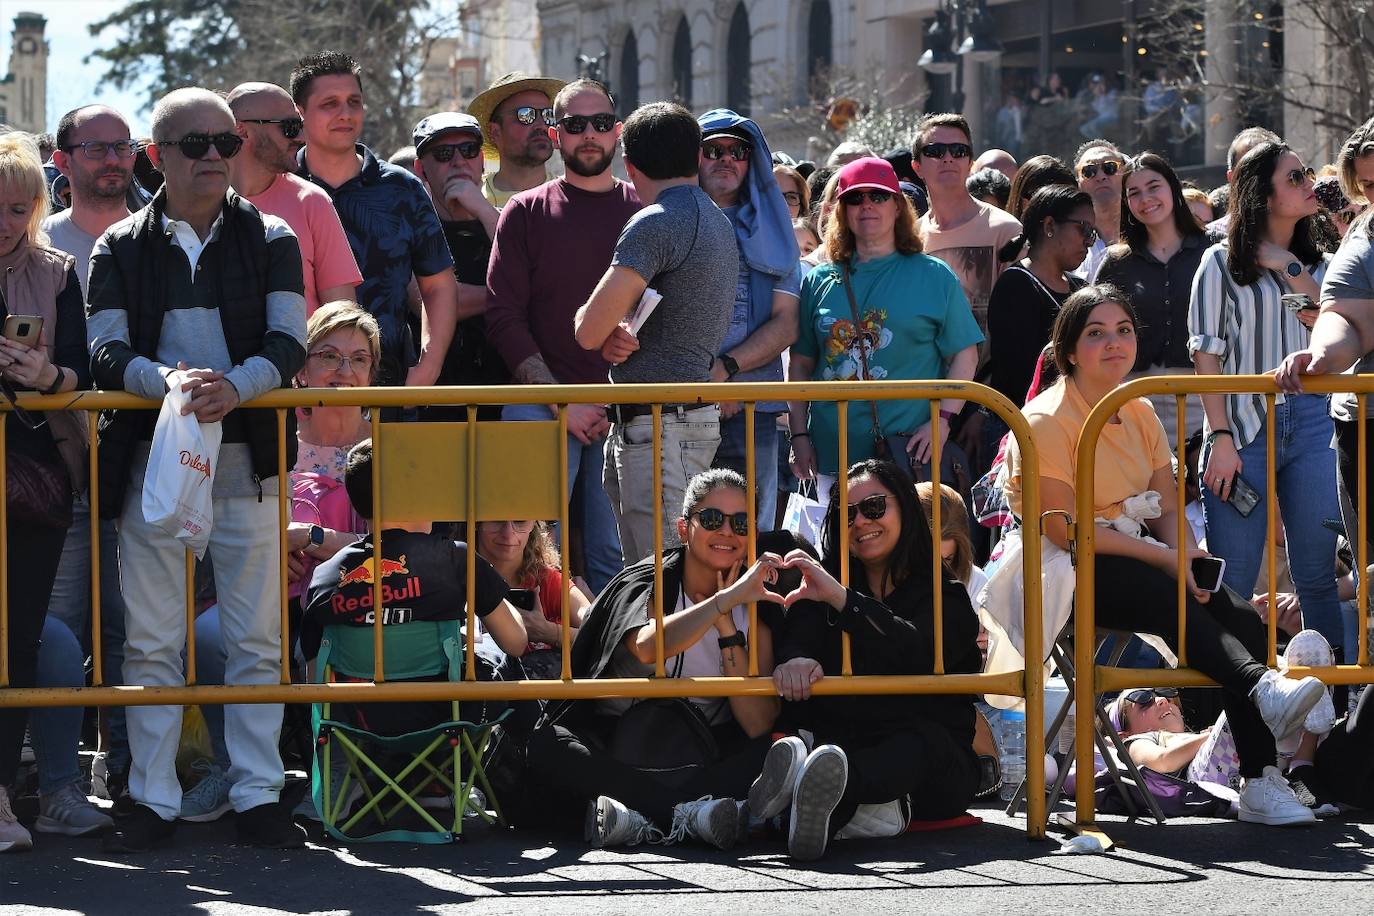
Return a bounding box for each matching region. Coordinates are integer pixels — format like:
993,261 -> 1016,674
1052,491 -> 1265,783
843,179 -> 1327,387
4,45 -> 1374,866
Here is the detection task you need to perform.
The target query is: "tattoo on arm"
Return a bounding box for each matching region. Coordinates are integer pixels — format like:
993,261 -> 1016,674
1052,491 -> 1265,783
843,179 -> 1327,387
513,353 -> 558,385
723,649 -> 737,667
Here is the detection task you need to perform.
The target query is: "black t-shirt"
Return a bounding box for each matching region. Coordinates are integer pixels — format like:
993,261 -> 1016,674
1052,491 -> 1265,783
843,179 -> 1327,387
987,265 -> 1082,405
439,219 -> 506,387
301,529 -> 509,659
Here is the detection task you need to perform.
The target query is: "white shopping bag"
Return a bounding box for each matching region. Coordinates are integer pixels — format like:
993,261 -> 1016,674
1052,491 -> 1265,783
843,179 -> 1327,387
142,373 -> 222,558
782,480 -> 827,546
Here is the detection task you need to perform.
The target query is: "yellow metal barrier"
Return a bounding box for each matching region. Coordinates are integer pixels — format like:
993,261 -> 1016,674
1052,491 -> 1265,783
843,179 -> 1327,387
0,380 -> 1047,837
1070,373 -> 1374,838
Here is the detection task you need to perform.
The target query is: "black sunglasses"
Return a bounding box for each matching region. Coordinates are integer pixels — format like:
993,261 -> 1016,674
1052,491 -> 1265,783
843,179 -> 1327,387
702,142 -> 752,162
846,493 -> 889,526
239,117 -> 304,140
1286,167 -> 1316,188
1057,217 -> 1099,245
427,140 -> 483,162
1122,687 -> 1180,706
0,377 -> 46,431
558,113 -> 616,134
61,139 -> 138,160
507,105 -> 555,127
1078,159 -> 1122,180
919,142 -> 972,161
841,189 -> 894,207
690,507 -> 750,536
157,132 -> 243,160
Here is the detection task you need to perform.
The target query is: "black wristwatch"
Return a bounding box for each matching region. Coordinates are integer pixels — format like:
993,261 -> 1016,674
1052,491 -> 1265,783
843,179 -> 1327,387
719,354 -> 740,379
1286,261 -> 1304,278
718,632 -> 747,650
308,525 -> 326,548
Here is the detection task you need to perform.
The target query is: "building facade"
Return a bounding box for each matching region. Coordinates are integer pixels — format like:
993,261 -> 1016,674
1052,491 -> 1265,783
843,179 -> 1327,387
0,12 -> 47,134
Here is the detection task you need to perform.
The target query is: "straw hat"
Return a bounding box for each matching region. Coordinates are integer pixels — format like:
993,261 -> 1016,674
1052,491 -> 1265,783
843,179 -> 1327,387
467,71 -> 567,159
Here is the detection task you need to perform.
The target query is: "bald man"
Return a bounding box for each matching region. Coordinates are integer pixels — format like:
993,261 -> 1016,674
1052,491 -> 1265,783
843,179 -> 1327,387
227,82 -> 360,314
974,148 -> 1018,182
88,87 -> 308,853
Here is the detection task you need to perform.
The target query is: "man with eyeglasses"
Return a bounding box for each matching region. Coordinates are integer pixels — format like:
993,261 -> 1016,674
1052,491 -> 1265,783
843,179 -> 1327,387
87,88 -> 308,853
45,106 -> 137,294
291,50 -> 459,390
226,82 -> 361,316
487,79 -> 641,593
1073,138 -> 1128,280
467,71 -> 566,209
409,111 -> 505,420
694,109 -> 801,533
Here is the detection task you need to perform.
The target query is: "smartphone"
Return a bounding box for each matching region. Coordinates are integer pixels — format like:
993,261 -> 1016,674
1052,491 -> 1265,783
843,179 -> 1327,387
2,315 -> 42,348
1191,556 -> 1227,593
507,588 -> 537,612
1281,293 -> 1318,313
1228,475 -> 1261,518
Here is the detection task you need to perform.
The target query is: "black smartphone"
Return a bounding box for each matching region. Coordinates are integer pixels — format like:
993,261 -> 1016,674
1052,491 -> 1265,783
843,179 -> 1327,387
1228,475 -> 1261,518
1191,556 -> 1226,593
507,588 -> 537,611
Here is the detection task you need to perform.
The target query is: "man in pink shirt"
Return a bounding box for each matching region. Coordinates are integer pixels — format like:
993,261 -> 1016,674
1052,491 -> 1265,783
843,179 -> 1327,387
226,82 -> 362,314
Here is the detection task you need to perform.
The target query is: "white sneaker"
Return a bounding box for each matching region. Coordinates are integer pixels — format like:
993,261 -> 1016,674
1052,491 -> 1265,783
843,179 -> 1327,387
585,796 -> 661,848
1238,766 -> 1317,826
665,796 -> 746,850
748,736 -> 807,820
0,785 -> 33,853
90,752 -> 110,800
36,782 -> 114,837
1282,630 -> 1338,736
834,797 -> 911,840
788,745 -> 848,861
1251,670 -> 1325,743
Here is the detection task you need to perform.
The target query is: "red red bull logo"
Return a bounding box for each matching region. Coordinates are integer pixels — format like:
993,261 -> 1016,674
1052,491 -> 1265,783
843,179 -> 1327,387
338,554 -> 409,587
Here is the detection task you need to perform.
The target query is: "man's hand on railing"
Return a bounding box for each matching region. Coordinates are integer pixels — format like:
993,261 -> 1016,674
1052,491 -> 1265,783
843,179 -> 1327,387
1274,348 -> 1321,394
773,656 -> 824,701
177,362 -> 240,423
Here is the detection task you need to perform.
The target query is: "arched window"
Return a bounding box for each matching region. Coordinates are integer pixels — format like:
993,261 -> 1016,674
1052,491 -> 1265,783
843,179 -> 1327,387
618,29 -> 640,117
672,16 -> 693,108
726,3 -> 751,115
807,0 -> 833,93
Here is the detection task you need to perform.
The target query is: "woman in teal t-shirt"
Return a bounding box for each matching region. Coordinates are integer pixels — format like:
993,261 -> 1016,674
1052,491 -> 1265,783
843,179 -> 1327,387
787,157 -> 983,491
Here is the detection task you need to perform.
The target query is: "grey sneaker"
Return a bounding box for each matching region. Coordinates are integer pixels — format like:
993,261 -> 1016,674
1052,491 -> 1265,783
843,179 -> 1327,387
585,795 -> 661,848
36,782 -> 114,837
178,762 -> 233,823
1252,670 -> 1325,743
664,796 -> 746,850
0,785 -> 33,853
788,745 -> 848,861
749,736 -> 807,820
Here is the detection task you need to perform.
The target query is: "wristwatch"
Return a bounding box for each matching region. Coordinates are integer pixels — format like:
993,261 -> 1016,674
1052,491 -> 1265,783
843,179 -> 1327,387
718,632 -> 747,650
308,525 -> 326,548
1286,261 -> 1304,278
719,354 -> 740,379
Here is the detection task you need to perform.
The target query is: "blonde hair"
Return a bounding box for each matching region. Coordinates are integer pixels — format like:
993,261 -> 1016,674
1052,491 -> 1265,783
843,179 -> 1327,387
824,188 -> 922,264
300,300 -> 381,386
0,132 -> 51,248
1338,117 -> 1374,204
916,481 -> 973,584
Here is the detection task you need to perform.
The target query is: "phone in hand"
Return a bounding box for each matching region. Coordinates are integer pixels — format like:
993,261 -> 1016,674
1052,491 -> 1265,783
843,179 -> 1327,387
507,588 -> 537,612
1191,555 -> 1227,593
2,315 -> 42,348
1228,475 -> 1261,518
1281,293 -> 1318,313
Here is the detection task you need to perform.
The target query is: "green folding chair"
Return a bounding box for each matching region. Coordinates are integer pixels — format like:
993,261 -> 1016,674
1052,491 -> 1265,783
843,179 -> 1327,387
310,619 -> 509,844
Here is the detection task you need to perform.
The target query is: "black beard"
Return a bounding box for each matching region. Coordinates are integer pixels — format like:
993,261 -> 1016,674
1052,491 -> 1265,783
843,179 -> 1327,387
563,147 -> 614,178
75,172 -> 132,201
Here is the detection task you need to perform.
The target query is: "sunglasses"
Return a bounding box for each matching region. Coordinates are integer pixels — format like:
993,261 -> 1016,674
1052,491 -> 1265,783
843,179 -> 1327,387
0,377 -> 45,431
846,493 -> 889,526
558,113 -> 616,134
1286,167 -> 1316,188
701,142 -> 752,162
1337,206 -> 1367,225
1122,687 -> 1180,707
1078,160 -> 1122,180
157,132 -> 243,160
1058,217 -> 1099,245
61,139 -> 138,160
690,507 -> 751,536
919,142 -> 972,161
841,189 -> 895,207
506,105 -> 555,127
240,117 -> 304,139
427,140 -> 483,162
308,350 -> 374,374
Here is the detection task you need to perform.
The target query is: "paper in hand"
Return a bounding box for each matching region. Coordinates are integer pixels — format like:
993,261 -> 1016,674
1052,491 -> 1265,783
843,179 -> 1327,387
626,287 -> 663,336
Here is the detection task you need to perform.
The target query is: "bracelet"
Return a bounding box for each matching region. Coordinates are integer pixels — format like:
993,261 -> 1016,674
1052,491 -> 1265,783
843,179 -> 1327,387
718,632 -> 747,650
40,366 -> 64,396
789,431 -> 810,441
1205,429 -> 1233,445
938,408 -> 958,422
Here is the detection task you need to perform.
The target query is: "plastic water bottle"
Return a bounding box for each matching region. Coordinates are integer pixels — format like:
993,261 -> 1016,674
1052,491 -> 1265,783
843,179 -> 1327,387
998,709 -> 1027,802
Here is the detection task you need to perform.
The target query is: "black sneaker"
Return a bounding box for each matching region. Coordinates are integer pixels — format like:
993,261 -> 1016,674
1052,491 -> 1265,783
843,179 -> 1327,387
102,804 -> 176,853
974,754 -> 1001,799
236,802 -> 307,849
1287,764 -> 1339,816
105,768 -> 136,817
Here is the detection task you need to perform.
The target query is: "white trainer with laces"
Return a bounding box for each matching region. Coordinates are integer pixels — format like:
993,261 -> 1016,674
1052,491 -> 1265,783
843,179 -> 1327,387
748,736 -> 807,820
834,797 -> 911,840
788,745 -> 848,861
1239,766 -> 1317,826
664,796 -> 745,850
36,782 -> 115,836
1281,629 -> 1338,737
1251,670 -> 1325,743
0,785 -> 33,853
585,795 -> 662,848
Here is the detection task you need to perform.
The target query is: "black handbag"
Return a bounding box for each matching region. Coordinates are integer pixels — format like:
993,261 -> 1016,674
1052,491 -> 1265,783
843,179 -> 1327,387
5,447 -> 72,529
609,697 -> 720,786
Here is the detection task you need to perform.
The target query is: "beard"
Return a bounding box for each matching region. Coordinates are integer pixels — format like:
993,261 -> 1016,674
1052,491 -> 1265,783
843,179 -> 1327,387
252,132 -> 298,174
563,144 -> 614,178
74,168 -> 132,202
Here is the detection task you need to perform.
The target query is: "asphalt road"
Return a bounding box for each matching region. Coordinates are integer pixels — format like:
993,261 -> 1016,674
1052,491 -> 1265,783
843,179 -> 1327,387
7,798 -> 1374,915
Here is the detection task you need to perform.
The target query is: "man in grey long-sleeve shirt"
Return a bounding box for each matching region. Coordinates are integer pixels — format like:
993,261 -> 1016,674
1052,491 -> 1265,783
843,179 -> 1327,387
87,88 -> 308,853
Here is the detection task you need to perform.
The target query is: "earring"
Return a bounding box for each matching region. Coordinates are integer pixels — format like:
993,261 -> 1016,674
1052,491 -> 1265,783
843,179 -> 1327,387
1047,230 -> 1054,238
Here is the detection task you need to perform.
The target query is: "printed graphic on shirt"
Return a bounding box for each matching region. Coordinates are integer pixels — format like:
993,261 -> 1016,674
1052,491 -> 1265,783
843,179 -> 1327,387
926,246 -> 997,332
819,308 -> 892,381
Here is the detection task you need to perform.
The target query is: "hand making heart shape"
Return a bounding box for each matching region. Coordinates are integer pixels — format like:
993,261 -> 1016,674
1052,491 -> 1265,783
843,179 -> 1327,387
712,550 -> 848,612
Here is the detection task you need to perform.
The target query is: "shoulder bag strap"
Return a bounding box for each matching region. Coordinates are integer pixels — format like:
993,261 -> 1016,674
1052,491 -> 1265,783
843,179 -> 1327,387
840,263 -> 886,442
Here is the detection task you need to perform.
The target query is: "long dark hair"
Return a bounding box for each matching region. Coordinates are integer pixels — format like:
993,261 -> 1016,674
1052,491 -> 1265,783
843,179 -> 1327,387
1118,152 -> 1204,252
998,185 -> 1093,262
1049,283 -> 1139,378
1226,141 -> 1322,287
1007,154 -> 1077,221
820,459 -> 935,597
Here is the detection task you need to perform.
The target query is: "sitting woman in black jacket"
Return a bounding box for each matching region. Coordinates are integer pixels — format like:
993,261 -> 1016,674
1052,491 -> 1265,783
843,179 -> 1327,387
748,458 -> 984,861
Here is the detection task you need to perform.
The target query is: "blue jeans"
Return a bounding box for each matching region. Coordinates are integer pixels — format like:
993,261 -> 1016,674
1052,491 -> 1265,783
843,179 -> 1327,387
193,606 -> 233,769
502,403 -> 623,594
713,411 -> 780,533
1200,393 -> 1343,650
45,495 -> 129,774
30,616 -> 85,794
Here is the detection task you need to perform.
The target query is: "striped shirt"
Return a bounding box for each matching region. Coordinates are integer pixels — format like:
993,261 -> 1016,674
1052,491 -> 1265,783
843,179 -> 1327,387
1187,241 -> 1327,449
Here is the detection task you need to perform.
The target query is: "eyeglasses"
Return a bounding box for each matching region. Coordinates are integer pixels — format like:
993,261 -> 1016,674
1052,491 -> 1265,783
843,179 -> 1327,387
486,520 -> 535,533
427,141 -> 483,162
690,507 -> 750,536
781,190 -> 802,206
0,377 -> 45,431
841,189 -> 894,207
558,113 -> 616,134
156,132 -> 243,160
1336,206 -> 1366,225
846,493 -> 889,526
1286,167 -> 1316,188
61,139 -> 138,160
1122,687 -> 1180,707
505,105 -> 555,127
701,142 -> 752,162
239,117 -> 304,139
1078,159 -> 1122,180
919,142 -> 972,161
1057,218 -> 1099,245
308,350 -> 374,374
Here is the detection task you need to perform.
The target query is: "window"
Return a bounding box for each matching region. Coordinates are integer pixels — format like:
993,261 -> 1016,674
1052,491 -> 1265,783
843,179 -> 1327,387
672,16 -> 693,108
619,29 -> 640,117
726,3 -> 751,115
807,0 -> 833,93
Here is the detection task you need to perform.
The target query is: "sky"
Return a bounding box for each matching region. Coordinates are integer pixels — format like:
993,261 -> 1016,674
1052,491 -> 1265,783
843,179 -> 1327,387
2,1 -> 152,135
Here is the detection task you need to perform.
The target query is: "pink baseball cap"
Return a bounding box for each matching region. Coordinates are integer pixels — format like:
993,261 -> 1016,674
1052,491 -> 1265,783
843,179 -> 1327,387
835,157 -> 902,197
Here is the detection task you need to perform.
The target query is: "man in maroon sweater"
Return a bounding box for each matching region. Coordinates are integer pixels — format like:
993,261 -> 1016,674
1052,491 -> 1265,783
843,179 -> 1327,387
486,79 -> 641,593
